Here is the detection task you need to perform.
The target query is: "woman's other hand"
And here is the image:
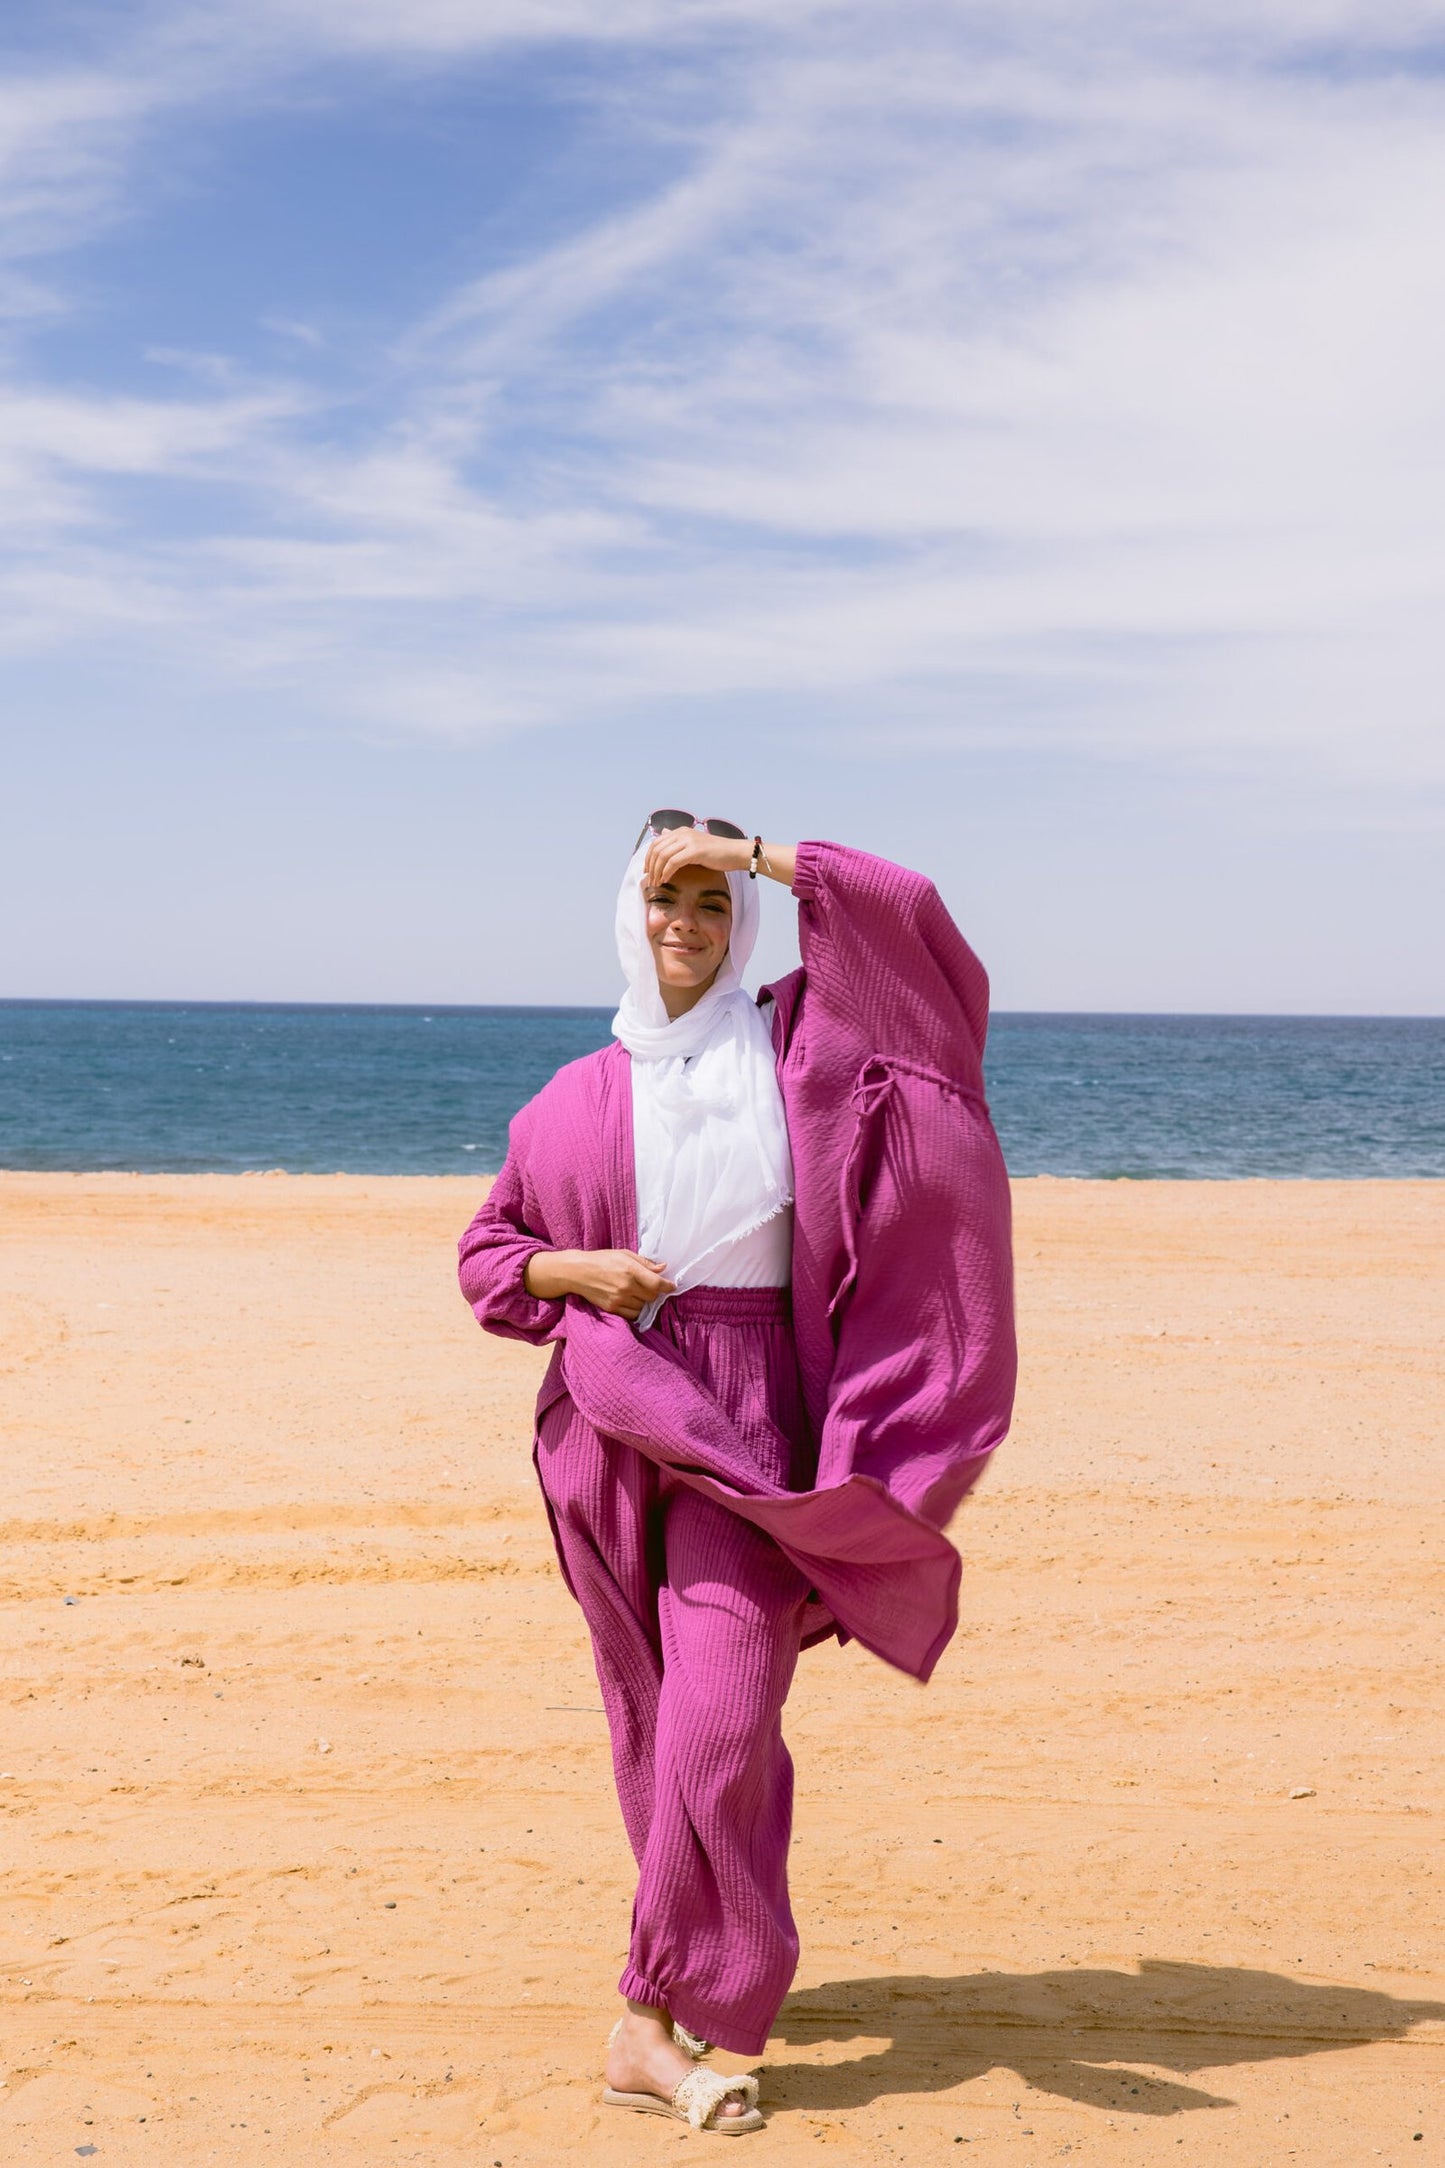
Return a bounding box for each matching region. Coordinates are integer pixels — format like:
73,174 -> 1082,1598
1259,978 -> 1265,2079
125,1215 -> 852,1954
523,1248 -> 676,1319
644,827 -> 796,890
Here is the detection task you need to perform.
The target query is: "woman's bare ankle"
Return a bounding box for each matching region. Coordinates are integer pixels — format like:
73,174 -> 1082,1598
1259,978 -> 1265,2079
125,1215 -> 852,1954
623,1995 -> 670,2028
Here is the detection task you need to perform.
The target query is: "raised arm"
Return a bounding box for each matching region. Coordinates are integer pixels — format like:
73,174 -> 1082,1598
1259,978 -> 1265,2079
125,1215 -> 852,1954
788,840 -> 990,1075
641,827 -> 990,1075
642,826 -> 795,891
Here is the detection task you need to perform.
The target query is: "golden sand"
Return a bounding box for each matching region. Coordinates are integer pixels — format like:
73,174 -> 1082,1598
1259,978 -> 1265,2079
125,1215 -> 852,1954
1,1173 -> 1442,2164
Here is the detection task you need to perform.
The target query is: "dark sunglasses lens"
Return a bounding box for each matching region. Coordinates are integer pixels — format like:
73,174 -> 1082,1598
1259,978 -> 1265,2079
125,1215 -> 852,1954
647,808 -> 694,833
703,819 -> 747,840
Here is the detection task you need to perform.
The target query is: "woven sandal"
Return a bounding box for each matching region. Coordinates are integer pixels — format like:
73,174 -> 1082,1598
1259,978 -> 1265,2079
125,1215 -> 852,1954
603,2065 -> 762,2133
672,2020 -> 715,2058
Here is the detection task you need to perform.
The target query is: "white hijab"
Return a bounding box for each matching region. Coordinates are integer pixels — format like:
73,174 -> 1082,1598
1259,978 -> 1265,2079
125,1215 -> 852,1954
611,841 -> 793,1323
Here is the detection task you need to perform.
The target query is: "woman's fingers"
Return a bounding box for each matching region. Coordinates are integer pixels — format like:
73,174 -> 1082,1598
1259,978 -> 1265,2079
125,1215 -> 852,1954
572,1250 -> 678,1315
538,1249 -> 671,1314
650,832 -> 698,887
607,1257 -> 675,1316
641,833 -> 670,885
643,834 -> 686,889
644,826 -> 745,888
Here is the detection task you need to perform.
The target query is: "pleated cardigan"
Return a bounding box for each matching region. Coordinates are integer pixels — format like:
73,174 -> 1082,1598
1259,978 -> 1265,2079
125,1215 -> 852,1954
457,841 -> 1017,1683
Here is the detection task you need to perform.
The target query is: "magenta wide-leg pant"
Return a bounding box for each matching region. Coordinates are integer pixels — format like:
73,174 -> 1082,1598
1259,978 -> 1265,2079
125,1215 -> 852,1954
535,1285 -> 812,2058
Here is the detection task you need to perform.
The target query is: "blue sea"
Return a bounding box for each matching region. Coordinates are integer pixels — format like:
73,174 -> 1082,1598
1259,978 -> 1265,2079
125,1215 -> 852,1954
0,1003 -> 1440,1179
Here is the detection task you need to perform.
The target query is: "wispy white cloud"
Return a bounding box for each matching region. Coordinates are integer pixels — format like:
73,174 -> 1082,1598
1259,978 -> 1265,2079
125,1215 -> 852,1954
0,71 -> 158,317
210,0 -> 845,61
3,0 -> 1445,806
190,0 -> 1445,60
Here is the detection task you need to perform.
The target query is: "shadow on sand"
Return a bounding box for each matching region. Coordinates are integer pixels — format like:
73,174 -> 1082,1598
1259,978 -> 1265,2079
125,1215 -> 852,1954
767,1961 -> 1445,2116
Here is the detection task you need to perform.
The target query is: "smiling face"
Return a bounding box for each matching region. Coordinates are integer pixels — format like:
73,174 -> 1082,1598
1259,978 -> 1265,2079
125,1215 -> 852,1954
645,860 -> 733,1018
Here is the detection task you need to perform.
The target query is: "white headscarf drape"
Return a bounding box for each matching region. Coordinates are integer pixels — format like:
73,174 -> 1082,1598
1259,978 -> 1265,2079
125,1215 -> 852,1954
611,842 -> 793,1323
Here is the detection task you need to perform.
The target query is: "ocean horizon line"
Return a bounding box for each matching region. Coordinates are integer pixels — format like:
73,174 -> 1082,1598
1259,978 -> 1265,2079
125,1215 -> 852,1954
3,996 -> 1442,1024
2,1005 -> 1440,1181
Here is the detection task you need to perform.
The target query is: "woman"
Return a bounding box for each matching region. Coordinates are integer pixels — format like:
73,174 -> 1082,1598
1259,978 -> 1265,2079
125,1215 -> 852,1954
458,818 -> 1016,2135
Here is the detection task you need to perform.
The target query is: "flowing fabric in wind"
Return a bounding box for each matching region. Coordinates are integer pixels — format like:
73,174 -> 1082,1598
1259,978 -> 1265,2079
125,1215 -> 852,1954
460,841 -> 1017,1682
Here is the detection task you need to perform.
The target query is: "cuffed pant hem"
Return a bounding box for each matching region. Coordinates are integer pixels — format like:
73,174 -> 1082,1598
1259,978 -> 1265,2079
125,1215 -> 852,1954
618,1963 -> 671,2012
617,1965 -> 776,2060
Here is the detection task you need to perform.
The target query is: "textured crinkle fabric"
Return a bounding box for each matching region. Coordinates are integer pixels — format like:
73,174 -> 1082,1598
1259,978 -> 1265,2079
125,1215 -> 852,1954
458,840 -> 1018,1683
767,840 -> 1017,1535
538,1285 -> 811,2056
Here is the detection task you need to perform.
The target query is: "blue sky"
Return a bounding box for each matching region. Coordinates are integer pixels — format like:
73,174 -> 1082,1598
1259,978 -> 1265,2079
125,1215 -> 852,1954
3,0 -> 1443,1010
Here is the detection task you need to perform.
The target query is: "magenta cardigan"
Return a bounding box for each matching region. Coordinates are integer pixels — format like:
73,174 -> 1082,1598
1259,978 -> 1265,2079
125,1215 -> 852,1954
458,842 -> 1017,1682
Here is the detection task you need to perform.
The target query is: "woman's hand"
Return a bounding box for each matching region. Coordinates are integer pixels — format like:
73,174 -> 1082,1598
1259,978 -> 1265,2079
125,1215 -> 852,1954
524,1248 -> 676,1319
643,828 -> 796,891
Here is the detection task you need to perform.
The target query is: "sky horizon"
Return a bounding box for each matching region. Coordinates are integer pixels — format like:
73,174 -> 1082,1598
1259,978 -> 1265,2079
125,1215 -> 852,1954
5,997 -> 1444,1020
3,2 -> 1443,1015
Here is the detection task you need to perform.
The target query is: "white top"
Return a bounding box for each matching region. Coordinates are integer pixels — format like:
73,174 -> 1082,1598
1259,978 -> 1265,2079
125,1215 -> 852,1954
685,998 -> 790,1287
614,849 -> 794,1335
636,1196 -> 792,1328
697,1201 -> 794,1289
635,995 -> 792,1326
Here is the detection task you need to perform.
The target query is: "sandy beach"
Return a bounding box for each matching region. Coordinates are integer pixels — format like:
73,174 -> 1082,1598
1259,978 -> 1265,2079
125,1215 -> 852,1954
1,1171 -> 1442,2165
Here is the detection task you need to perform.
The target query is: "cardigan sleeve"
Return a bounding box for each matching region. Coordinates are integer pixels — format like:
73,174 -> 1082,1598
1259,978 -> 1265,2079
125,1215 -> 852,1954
790,839 -> 990,1080
457,1116 -> 567,1346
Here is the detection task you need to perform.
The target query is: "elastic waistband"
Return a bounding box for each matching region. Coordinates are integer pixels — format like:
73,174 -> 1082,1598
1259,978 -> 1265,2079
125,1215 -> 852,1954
661,1284 -> 792,1325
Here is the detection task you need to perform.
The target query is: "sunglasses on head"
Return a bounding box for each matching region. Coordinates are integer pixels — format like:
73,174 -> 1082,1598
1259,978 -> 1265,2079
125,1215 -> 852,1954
632,808 -> 747,853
